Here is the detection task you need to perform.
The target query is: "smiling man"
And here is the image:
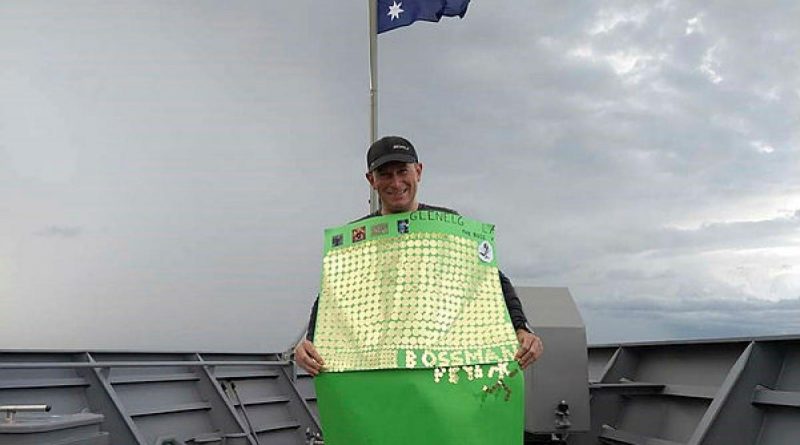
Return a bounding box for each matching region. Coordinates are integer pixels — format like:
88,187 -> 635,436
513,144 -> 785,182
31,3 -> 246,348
365,136 -> 423,214
294,135 -> 543,375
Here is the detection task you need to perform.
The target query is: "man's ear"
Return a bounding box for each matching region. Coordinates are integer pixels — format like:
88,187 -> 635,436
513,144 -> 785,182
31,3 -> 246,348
365,171 -> 377,189
415,163 -> 424,182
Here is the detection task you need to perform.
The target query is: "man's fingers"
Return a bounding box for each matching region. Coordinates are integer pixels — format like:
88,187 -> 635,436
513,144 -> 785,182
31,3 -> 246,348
518,343 -> 535,368
294,341 -> 324,376
515,334 -> 534,360
303,354 -> 322,372
301,356 -> 321,376
519,347 -> 536,369
303,358 -> 320,376
521,338 -> 544,368
306,342 -> 325,366
515,332 -> 544,368
301,364 -> 319,377
533,337 -> 543,359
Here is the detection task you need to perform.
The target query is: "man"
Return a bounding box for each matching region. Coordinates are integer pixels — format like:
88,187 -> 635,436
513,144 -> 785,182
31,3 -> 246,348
295,136 -> 543,375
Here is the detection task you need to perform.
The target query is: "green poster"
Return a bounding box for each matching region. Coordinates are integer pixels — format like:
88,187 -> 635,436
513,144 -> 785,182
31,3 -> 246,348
314,210 -> 524,445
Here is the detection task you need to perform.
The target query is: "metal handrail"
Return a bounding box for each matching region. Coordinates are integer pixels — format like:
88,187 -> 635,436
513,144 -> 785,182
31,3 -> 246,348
0,360 -> 290,369
0,405 -> 51,423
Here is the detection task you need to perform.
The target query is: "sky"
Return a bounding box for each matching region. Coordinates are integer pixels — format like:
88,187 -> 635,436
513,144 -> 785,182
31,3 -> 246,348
1,1 -> 799,352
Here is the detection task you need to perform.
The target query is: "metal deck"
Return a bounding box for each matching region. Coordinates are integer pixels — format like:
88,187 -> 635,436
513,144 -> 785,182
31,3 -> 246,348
581,336 -> 800,445
2,339 -> 799,444
0,352 -> 319,444
1,287 -> 799,444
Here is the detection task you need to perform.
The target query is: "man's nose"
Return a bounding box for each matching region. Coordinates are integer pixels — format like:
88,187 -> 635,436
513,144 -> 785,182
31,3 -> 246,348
390,175 -> 404,188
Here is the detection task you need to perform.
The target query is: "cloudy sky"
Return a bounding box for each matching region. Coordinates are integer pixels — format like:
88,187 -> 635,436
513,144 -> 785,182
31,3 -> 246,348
1,1 -> 798,352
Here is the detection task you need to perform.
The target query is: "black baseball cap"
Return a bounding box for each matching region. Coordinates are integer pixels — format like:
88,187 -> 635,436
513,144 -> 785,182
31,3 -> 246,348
366,136 -> 419,172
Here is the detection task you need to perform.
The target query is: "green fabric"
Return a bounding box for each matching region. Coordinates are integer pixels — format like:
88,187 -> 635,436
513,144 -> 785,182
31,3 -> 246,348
315,365 -> 524,445
322,210 -> 497,263
315,211 -> 518,372
314,210 -> 524,444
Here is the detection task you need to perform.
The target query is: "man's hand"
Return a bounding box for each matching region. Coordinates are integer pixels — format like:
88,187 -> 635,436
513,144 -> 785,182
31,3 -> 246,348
515,329 -> 543,369
294,339 -> 325,376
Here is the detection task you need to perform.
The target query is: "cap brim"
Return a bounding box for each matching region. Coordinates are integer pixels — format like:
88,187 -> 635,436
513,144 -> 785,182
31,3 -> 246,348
368,153 -> 418,171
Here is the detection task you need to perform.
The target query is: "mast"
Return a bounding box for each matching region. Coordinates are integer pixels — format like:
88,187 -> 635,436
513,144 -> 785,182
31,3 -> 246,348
368,0 -> 380,213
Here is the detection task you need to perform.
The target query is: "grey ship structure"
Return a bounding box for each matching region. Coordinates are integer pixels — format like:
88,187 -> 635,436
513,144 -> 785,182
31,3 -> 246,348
1,287 -> 798,444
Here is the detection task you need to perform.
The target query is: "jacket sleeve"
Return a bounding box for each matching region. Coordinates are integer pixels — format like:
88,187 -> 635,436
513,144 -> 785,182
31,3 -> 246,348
499,270 -> 530,332
305,295 -> 319,342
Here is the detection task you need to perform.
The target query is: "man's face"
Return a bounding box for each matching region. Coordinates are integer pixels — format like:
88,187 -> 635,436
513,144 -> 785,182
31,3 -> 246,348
366,162 -> 423,214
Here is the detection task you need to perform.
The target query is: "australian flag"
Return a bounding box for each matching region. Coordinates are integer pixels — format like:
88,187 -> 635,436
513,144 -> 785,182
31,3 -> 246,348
377,0 -> 471,34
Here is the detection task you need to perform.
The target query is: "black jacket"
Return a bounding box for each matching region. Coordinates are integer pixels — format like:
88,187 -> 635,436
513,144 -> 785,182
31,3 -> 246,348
306,203 -> 530,340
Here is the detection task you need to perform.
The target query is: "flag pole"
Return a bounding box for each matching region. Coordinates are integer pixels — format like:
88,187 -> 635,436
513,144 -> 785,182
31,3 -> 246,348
368,0 -> 381,214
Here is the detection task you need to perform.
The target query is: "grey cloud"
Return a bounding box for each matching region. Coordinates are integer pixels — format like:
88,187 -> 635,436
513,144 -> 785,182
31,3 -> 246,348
502,210 -> 799,284
582,294 -> 800,313
580,295 -> 800,342
35,226 -> 84,238
611,210 -> 800,256
602,268 -> 677,282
